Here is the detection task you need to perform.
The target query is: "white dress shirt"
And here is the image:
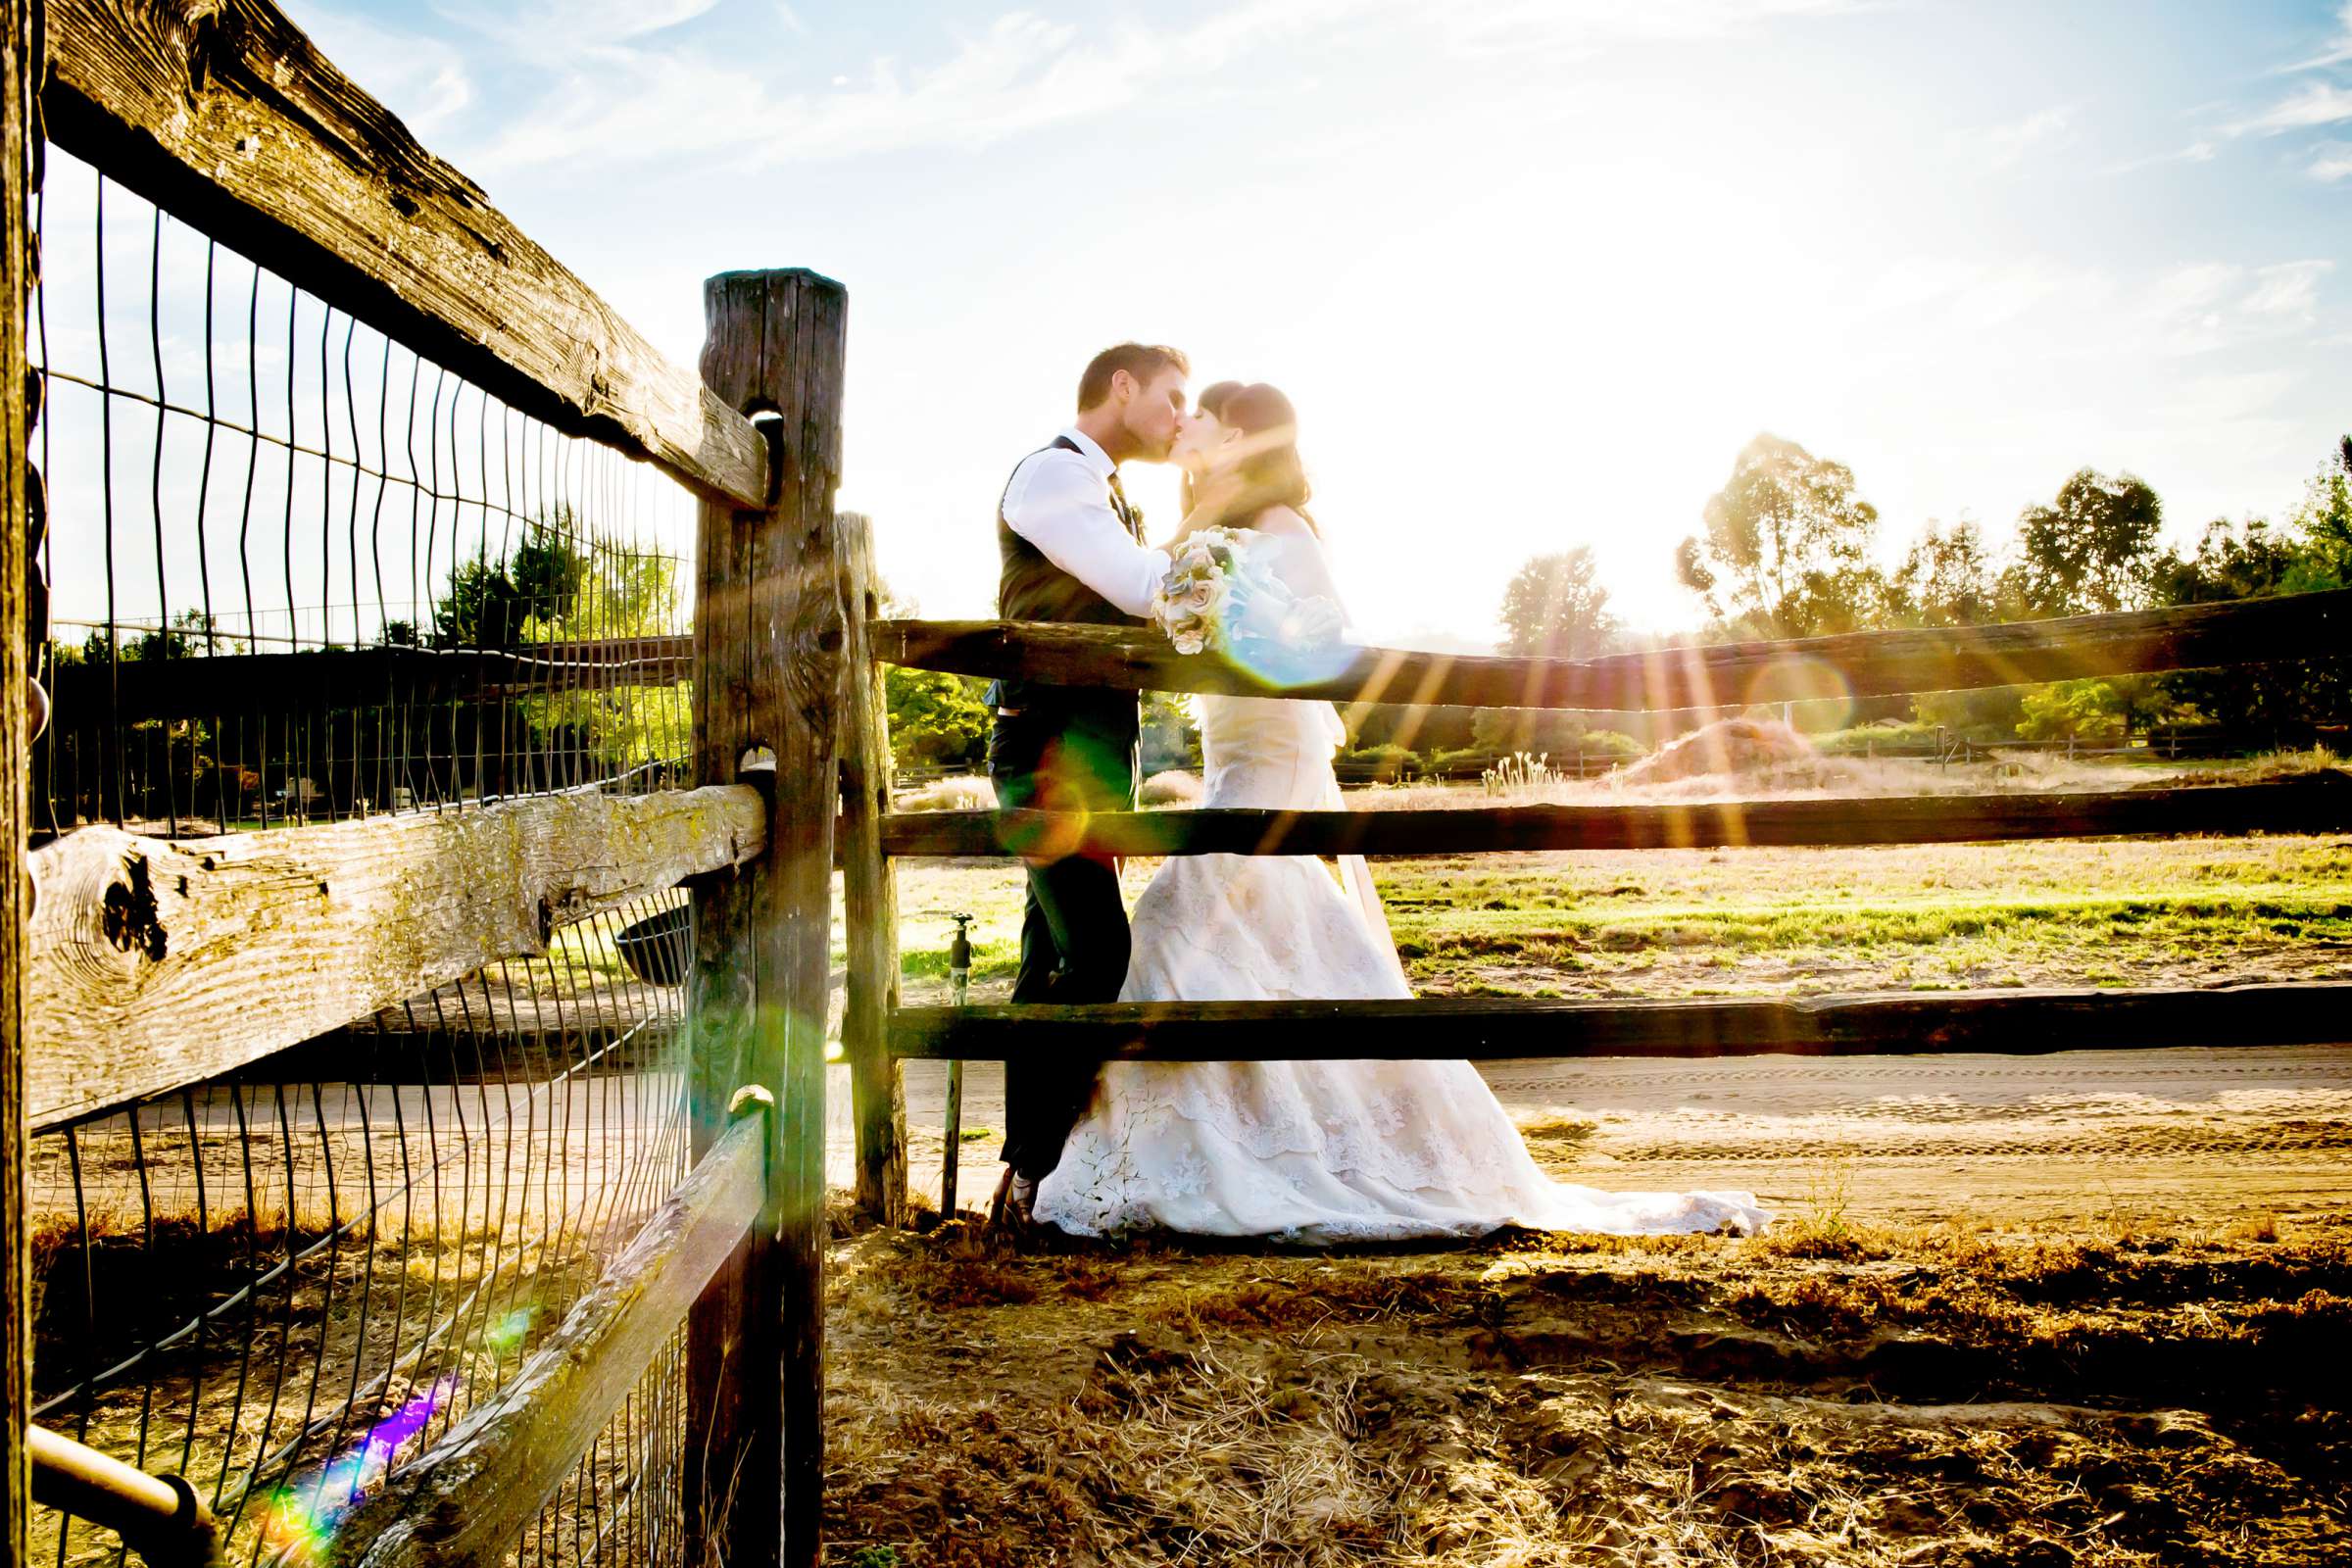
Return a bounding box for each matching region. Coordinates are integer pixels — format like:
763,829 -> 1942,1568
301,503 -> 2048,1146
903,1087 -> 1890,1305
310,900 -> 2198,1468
1001,427 -> 1170,619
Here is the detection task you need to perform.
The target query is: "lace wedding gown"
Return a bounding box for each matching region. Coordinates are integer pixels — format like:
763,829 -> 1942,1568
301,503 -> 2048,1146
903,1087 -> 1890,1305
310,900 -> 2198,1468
1034,533 -> 1770,1243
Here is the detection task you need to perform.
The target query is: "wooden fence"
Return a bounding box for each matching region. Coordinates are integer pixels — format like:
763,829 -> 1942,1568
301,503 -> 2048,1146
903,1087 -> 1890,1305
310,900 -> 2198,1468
8,4 -> 842,1567
9,9 -> 2352,1568
845,593 -> 2352,1223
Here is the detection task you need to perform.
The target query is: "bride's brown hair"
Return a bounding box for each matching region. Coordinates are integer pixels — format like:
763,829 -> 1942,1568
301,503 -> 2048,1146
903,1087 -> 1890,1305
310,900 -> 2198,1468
1189,380 -> 1317,536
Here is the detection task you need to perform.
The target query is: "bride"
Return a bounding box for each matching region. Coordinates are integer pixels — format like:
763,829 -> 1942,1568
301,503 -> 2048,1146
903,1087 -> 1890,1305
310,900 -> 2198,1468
1033,382 -> 1769,1243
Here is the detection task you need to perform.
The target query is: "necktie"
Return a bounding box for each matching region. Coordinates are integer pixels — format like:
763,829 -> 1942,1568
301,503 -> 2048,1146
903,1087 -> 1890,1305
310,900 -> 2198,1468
1106,469 -> 1140,539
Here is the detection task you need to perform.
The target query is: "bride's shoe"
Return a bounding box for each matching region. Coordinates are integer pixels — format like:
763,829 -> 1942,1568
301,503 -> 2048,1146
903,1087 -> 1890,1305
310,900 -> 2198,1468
987,1167 -> 1039,1231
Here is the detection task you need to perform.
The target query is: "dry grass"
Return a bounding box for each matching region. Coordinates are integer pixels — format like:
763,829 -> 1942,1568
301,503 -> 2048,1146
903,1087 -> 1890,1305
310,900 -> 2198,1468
827,1212 -> 2352,1568
1139,769 -> 1203,807
827,1215 -> 2352,1567
897,776 -> 997,812
1356,750 -> 2229,810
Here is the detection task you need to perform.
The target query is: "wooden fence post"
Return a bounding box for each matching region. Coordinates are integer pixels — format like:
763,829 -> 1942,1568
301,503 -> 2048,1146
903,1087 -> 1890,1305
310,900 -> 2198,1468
837,512 -> 906,1225
3,2 -> 34,1560
684,270 -> 848,1568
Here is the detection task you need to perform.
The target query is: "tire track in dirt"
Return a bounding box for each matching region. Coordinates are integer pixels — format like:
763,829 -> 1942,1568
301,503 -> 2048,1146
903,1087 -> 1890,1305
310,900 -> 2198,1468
1599,1120 -> 2352,1163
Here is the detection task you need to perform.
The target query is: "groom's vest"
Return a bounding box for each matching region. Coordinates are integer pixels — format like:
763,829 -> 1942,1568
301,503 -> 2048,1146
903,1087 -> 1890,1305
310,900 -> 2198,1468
989,436 -> 1142,812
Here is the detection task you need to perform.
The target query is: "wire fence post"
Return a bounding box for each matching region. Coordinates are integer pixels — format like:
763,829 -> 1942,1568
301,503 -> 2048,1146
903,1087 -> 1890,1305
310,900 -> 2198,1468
837,511 -> 906,1226
4,0 -> 36,1556
683,269 -> 847,1568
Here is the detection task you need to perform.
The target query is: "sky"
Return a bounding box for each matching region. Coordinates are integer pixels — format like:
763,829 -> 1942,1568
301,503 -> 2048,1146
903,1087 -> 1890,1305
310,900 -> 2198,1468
267,0 -> 2352,649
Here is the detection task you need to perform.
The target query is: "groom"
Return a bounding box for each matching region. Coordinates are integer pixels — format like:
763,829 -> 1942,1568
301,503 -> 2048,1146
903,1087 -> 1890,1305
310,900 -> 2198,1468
986,342 -> 1191,1226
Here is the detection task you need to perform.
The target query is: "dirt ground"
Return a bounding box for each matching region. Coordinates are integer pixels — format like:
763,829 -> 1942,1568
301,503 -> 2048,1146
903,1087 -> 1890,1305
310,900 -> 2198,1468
823,1044 -> 2352,1566
840,1044 -> 2352,1231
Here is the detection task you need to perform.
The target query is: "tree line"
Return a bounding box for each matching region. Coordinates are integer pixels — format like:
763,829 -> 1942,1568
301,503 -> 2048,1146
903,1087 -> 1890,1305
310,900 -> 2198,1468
1496,431 -> 2352,749
623,438 -> 2352,787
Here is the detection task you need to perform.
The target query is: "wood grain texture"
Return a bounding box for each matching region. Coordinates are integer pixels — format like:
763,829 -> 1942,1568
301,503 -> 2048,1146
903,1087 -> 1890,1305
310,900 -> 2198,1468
745,269 -> 846,1568
23,784 -> 764,1129
876,589 -> 2352,711
879,772 -> 2352,859
890,982 -> 2352,1061
836,514 -> 906,1226
41,0 -> 767,506
684,268 -> 846,1568
3,0 -> 32,1554
334,1111 -> 767,1568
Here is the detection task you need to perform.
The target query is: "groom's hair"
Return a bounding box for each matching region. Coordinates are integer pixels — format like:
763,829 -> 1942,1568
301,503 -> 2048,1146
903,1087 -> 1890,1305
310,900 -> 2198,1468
1077,343 -> 1189,412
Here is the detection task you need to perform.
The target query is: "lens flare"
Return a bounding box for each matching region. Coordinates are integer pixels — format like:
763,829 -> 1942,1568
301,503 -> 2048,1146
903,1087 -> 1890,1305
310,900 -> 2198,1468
1218,619 -> 1358,691
1742,655 -> 1854,730
262,1374 -> 459,1562
486,1306 -> 536,1355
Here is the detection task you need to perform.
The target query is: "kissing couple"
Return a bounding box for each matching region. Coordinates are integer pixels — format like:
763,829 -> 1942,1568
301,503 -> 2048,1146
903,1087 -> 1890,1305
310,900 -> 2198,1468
984,342 -> 1767,1245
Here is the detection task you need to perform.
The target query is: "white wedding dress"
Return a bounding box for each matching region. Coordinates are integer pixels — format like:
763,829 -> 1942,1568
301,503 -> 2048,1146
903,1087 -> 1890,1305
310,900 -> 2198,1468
1034,532 -> 1771,1243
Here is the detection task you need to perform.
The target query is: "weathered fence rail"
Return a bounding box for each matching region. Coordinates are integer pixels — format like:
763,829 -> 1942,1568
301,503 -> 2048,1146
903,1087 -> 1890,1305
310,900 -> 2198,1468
336,1102 -> 769,1568
41,0 -> 766,507
877,773 -> 2352,859
24,783 -> 763,1129
14,2 -> 845,1566
891,983 -> 2352,1062
3,6 -> 35,1564
878,587 -> 2352,709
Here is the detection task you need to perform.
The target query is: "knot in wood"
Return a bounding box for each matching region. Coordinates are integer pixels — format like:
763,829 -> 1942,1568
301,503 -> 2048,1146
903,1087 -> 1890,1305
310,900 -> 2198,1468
101,854 -> 168,961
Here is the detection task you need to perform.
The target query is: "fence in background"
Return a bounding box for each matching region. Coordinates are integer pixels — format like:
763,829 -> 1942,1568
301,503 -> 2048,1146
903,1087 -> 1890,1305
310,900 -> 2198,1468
8,4 -> 843,1567
845,589 -> 2352,1220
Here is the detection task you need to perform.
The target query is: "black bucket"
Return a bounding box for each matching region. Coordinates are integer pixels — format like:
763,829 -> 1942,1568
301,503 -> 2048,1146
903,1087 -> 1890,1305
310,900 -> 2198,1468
614,906 -> 691,986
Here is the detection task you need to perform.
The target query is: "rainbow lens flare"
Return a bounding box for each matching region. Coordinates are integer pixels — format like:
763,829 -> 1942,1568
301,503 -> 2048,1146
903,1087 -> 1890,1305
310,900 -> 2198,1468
261,1374 -> 459,1562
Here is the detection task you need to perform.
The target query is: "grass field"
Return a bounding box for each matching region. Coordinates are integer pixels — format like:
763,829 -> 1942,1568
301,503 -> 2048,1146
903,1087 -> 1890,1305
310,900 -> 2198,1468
864,756 -> 2352,1004
869,831 -> 2352,1005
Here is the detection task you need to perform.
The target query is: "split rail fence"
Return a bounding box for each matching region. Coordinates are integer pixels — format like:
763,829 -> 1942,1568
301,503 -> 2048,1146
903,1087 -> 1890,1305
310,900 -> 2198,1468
8,4 -> 843,1568
841,584 -> 2352,1220
11,8 -> 2352,1568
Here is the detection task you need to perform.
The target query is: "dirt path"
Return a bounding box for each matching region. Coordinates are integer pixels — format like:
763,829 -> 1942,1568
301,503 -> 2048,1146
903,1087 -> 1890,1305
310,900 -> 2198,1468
832,1043 -> 2352,1229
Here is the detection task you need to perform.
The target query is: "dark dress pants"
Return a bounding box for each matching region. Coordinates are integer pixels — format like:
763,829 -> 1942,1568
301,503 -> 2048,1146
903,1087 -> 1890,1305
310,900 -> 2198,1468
989,702 -> 1136,1180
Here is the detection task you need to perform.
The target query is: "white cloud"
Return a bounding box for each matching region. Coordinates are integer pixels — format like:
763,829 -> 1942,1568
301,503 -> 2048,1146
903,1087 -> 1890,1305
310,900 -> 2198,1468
2311,142 -> 2352,181
2102,136 -> 2217,175
2279,1 -> 2352,71
1423,0 -> 1859,54
1850,255 -> 2114,338
447,0 -> 720,51
292,6 -> 472,135
467,0 -> 1868,175
477,12 -> 1164,173
2145,262 -> 2241,317
1953,105 -> 2076,170
2241,259 -> 2332,318
2235,79 -> 2352,135
2134,259 -> 2334,352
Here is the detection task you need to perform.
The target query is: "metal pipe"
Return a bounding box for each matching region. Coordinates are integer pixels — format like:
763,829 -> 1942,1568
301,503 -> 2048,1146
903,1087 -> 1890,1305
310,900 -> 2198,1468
29,1424 -> 220,1567
941,912 -> 973,1217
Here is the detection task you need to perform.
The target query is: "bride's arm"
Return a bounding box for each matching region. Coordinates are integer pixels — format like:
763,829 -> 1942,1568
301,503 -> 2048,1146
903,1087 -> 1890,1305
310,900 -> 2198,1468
1163,469 -> 1248,546
1251,506 -> 1347,611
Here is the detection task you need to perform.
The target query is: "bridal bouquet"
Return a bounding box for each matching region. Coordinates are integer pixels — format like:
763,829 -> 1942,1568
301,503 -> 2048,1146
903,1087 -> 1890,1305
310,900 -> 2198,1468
1152,527 -> 1345,660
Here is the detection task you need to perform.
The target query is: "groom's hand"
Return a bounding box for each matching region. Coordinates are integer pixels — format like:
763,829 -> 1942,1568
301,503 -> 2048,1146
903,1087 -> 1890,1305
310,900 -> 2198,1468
1171,471 -> 1248,542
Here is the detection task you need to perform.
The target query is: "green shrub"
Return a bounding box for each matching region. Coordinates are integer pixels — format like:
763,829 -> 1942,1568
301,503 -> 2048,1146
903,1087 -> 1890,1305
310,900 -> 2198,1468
1340,744 -> 1420,781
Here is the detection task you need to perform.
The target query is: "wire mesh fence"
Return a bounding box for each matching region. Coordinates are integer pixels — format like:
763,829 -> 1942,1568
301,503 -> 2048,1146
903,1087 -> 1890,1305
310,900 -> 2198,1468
29,149 -> 699,841
24,145 -> 714,1567
27,892 -> 696,1568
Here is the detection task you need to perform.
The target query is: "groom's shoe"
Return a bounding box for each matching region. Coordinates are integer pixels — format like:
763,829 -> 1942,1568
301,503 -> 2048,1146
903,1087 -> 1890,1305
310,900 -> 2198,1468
988,1167 -> 1039,1231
